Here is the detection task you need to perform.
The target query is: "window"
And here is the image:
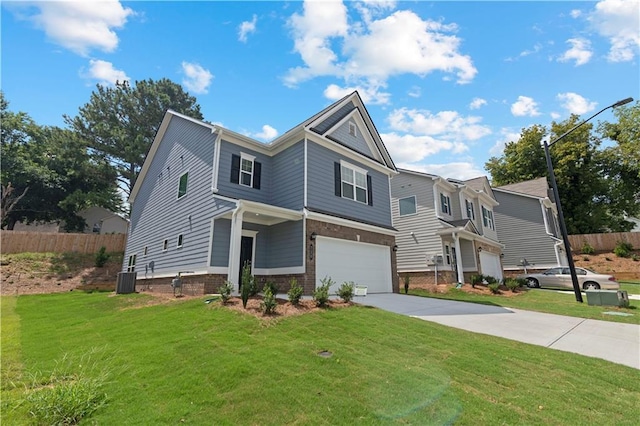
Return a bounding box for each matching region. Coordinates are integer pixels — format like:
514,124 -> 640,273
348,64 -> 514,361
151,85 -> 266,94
143,246 -> 148,256
465,199 -> 475,220
482,206 -> 495,230
444,244 -> 451,265
127,254 -> 137,272
341,163 -> 368,203
162,239 -> 168,252
440,193 -> 451,215
399,196 -> 417,216
177,234 -> 183,248
230,153 -> 261,189
349,122 -> 357,137
178,172 -> 188,199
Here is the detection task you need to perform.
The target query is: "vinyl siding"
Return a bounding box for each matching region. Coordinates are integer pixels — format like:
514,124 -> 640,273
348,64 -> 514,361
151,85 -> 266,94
306,142 -> 392,228
312,102 -> 355,134
265,221 -> 304,268
460,239 -> 476,270
125,115 -> 236,277
270,142 -> 304,209
494,191 -> 558,268
327,120 -> 374,157
211,218 -> 231,267
391,173 -> 445,271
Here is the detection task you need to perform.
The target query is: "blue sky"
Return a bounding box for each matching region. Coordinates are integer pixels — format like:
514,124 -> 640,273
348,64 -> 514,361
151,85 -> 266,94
2,0 -> 639,180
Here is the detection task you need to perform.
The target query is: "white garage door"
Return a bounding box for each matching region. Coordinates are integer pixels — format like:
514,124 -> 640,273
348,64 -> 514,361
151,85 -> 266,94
479,251 -> 503,281
316,237 -> 392,294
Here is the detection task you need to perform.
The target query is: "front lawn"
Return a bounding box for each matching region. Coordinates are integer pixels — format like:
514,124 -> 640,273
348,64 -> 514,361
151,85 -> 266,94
2,292 -> 639,425
409,283 -> 639,325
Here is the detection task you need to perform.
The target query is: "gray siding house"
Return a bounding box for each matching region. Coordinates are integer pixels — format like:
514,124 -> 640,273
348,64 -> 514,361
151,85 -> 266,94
391,170 -> 503,285
493,177 -> 566,273
123,91 -> 399,295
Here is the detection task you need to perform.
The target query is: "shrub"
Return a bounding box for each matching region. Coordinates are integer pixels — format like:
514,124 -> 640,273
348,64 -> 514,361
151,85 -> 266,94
313,276 -> 333,307
94,246 -> 110,267
582,256 -> 590,261
484,275 -> 498,285
260,287 -> 277,315
336,281 -> 355,303
287,278 -> 303,305
632,254 -> 639,262
218,281 -> 233,304
580,241 -> 595,255
240,263 -> 253,309
613,241 -> 633,258
470,274 -> 483,288
504,278 -> 520,292
403,275 -> 410,294
263,281 -> 279,297
488,283 -> 500,294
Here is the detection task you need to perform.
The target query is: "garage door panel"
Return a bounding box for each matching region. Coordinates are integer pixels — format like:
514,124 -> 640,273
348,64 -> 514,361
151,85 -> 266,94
479,252 -> 503,280
316,237 -> 392,294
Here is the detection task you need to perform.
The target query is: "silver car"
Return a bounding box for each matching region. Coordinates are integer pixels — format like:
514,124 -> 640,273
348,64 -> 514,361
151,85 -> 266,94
519,267 -> 620,290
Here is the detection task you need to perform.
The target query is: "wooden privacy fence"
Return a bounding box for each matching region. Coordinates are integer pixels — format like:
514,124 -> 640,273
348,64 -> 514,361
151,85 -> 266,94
568,232 -> 640,252
1,231 -> 126,254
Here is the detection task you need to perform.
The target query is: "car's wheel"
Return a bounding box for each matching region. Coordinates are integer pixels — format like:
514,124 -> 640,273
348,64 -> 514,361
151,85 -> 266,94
583,282 -> 600,290
526,278 -> 539,288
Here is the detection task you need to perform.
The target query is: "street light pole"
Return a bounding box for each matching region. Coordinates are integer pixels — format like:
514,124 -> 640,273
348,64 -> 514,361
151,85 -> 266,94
544,97 -> 633,303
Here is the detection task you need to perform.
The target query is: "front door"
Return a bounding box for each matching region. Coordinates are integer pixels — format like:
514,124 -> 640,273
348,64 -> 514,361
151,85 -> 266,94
451,247 -> 459,281
239,236 -> 254,288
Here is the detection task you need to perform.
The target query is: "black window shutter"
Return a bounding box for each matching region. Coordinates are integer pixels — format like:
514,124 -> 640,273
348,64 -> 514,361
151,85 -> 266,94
334,162 -> 341,196
367,175 -> 373,206
252,161 -> 261,189
230,154 -> 240,184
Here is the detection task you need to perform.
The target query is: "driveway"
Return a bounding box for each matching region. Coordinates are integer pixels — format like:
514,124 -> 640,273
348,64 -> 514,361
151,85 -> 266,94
355,293 -> 640,370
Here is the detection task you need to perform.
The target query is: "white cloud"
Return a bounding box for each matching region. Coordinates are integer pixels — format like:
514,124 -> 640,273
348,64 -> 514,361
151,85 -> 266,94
380,133 -> 461,164
181,62 -> 213,94
589,0 -> 640,62
550,112 -> 561,119
285,1 -> 477,97
511,96 -> 541,117
556,92 -> 597,115
238,14 -> 257,43
82,59 -> 129,85
251,124 -> 279,141
14,0 -> 134,56
398,161 -> 487,180
323,82 -> 391,105
489,129 -> 521,157
469,97 -> 487,110
407,86 -> 421,98
570,9 -> 583,18
557,38 -> 593,66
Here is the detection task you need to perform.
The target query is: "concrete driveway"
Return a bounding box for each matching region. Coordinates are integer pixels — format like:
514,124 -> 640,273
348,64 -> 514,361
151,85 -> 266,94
355,293 -> 640,370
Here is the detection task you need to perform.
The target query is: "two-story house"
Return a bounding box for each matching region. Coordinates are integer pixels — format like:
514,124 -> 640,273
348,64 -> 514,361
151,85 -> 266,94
123,91 -> 399,295
493,177 -> 566,273
391,170 -> 503,285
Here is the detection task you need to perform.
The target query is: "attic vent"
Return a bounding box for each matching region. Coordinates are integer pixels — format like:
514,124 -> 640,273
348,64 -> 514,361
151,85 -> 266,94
349,122 -> 357,137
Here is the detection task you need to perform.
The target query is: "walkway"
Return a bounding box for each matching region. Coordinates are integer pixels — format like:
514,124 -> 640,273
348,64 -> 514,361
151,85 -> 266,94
355,293 -> 640,370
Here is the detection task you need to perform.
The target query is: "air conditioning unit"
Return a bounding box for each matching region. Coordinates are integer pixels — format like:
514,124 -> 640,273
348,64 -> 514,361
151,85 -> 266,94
427,254 -> 444,265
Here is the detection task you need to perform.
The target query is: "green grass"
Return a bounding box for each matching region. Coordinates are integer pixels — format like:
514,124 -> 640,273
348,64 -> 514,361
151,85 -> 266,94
620,280 -> 640,294
410,284 -> 639,325
2,292 -> 639,425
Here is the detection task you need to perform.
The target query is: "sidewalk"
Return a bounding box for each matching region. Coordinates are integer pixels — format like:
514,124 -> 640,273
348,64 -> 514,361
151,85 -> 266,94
355,293 -> 640,370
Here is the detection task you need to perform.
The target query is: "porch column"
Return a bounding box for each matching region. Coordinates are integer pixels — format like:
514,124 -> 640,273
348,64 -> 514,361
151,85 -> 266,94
227,207 -> 244,292
453,232 -> 464,284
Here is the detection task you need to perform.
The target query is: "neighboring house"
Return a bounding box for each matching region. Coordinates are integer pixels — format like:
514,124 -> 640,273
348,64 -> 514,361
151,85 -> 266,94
390,169 -> 504,285
493,177 -> 567,273
123,91 -> 399,295
13,206 -> 128,234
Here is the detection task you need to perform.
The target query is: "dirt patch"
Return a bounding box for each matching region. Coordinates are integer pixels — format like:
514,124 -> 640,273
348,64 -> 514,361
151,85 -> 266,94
573,251 -> 640,280
409,282 -> 525,297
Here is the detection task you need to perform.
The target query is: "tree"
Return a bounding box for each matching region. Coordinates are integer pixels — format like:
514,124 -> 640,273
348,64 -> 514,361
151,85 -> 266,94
65,79 -> 203,198
485,113 -> 636,234
1,94 -> 122,230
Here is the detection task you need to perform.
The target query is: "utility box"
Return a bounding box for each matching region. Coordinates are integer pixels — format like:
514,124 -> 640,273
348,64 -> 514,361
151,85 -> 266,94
354,286 -> 368,297
585,290 -> 629,307
116,272 -> 137,294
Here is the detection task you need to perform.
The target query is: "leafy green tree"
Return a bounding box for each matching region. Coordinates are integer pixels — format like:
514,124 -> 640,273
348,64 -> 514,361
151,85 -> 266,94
65,79 -> 203,198
485,124 -> 547,184
1,94 -> 121,230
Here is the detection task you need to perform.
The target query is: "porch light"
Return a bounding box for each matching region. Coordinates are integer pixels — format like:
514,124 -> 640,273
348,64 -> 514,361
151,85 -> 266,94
310,232 -> 317,241
393,245 -> 398,252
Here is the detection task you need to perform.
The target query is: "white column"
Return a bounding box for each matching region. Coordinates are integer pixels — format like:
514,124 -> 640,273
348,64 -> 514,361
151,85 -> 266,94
227,207 -> 244,293
453,232 -> 464,284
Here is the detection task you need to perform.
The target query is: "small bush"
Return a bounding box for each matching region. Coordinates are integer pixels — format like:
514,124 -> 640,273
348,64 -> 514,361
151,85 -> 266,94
484,275 -> 498,285
632,254 -> 639,262
218,281 -> 233,304
287,278 -> 303,305
470,274 -> 483,288
240,263 -> 253,309
613,241 -> 633,258
313,276 -> 333,307
263,281 -> 279,297
94,246 -> 110,267
488,283 -> 500,294
260,287 -> 277,315
336,281 -> 355,303
504,278 -> 520,292
580,241 -> 595,255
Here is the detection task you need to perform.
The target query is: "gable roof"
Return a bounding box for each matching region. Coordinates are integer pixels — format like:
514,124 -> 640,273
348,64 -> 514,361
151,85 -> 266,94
494,177 -> 549,199
130,92 -> 396,203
